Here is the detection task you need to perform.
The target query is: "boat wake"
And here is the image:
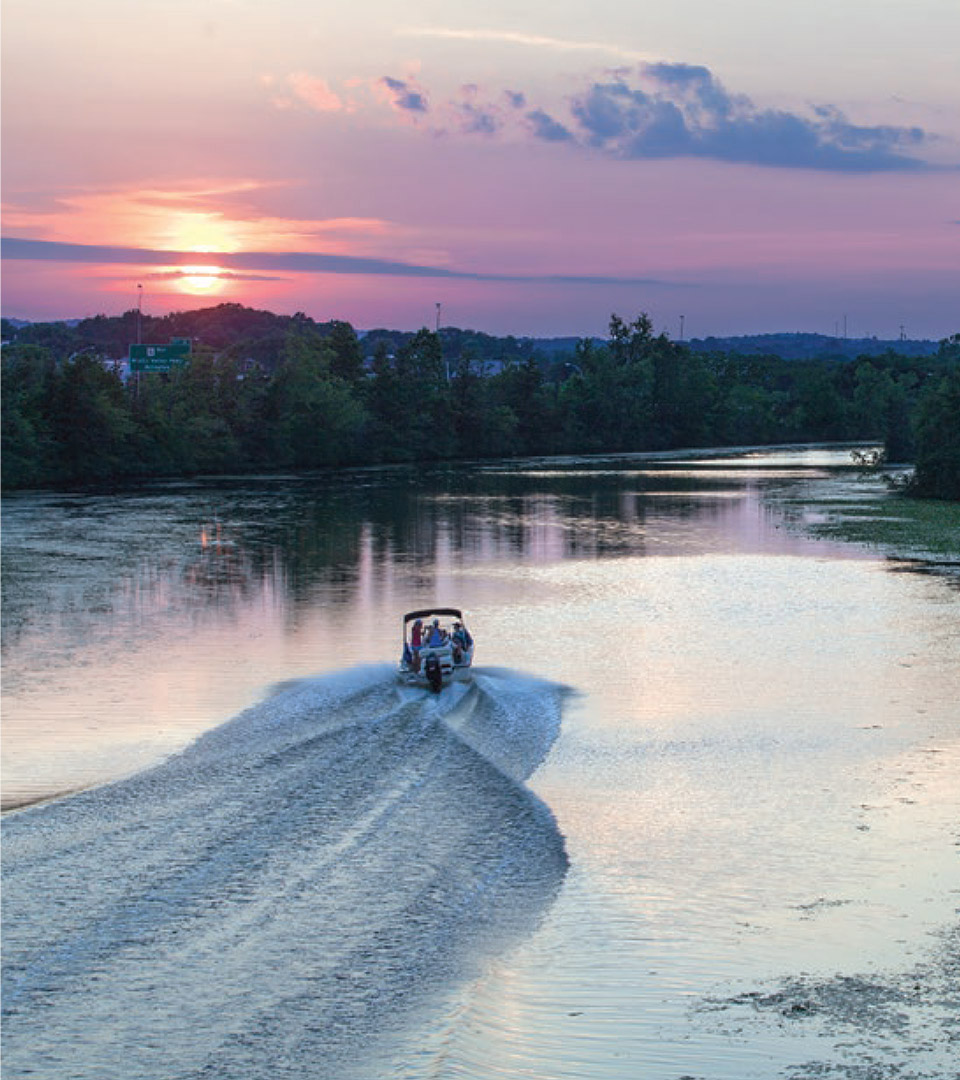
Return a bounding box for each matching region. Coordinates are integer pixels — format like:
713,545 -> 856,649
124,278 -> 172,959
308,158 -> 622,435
1,666 -> 570,1080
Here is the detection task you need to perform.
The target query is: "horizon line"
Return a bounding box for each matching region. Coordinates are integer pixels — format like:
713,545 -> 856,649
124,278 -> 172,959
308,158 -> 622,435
1,306 -> 945,344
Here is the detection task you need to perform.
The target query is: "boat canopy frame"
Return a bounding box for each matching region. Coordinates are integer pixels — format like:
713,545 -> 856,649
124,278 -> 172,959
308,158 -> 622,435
402,607 -> 464,626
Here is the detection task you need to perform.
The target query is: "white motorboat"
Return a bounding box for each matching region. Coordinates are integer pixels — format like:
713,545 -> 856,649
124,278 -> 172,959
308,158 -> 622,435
399,607 -> 474,692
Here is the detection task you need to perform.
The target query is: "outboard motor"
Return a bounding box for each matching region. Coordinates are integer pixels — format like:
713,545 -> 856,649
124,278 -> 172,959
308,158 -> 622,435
424,653 -> 443,693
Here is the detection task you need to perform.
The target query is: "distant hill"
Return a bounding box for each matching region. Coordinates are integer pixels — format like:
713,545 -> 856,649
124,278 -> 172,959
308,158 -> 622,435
522,332 -> 942,360
365,331 -> 943,362
685,333 -> 939,360
2,308 -> 946,365
1,306 -> 340,368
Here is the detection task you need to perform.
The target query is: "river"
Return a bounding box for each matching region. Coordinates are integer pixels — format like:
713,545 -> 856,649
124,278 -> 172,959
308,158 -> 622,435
2,447 -> 958,1078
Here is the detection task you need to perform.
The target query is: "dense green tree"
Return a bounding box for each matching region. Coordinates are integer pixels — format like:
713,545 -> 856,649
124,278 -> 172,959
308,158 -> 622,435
1,346 -> 58,487
557,318 -> 655,451
363,341 -> 411,461
786,365 -> 850,441
163,351 -> 245,472
713,382 -> 778,445
648,334 -> 719,449
47,353 -> 135,482
2,305 -> 957,498
936,333 -> 960,363
449,350 -> 488,457
910,367 -> 960,499
10,320 -> 83,360
266,327 -> 366,467
492,353 -> 559,454
394,329 -> 455,459
608,312 -> 653,366
849,362 -> 914,460
325,321 -> 365,383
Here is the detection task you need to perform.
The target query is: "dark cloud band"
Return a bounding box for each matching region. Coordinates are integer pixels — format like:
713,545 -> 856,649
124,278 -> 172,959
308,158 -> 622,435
0,237 -> 690,289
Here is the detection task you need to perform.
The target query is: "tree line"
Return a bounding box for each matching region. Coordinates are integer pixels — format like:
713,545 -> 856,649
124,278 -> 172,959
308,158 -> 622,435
3,309 -> 959,498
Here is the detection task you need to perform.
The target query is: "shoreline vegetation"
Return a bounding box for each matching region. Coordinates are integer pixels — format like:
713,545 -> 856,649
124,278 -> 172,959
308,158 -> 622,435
2,305 -> 958,499
797,490 -> 960,563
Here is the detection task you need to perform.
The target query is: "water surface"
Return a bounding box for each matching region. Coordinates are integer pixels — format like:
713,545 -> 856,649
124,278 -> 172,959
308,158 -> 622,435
3,448 -> 958,1078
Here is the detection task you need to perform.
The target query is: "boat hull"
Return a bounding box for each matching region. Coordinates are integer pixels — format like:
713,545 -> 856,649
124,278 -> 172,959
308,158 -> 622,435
398,645 -> 474,690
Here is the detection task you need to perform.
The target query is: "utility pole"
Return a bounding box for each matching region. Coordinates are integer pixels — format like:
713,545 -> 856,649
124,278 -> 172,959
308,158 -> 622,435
679,314 -> 685,341
435,302 -> 441,333
134,284 -> 144,399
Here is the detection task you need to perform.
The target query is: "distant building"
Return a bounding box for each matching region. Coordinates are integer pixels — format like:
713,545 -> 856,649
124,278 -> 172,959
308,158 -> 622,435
100,356 -> 131,383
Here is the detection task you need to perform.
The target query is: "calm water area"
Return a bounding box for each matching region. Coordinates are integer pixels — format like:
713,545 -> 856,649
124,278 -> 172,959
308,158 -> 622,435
3,447 -> 959,1078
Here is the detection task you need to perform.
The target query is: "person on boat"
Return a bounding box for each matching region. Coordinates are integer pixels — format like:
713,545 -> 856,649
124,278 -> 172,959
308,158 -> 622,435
426,619 -> 447,647
450,620 -> 466,663
410,619 -> 424,649
452,621 -> 472,652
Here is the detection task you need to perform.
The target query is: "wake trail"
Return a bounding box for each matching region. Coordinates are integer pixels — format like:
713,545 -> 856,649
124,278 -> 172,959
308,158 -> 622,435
1,665 -> 570,1080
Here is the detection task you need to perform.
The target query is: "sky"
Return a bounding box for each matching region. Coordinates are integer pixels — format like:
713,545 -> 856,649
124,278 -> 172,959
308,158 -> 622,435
2,0 -> 959,339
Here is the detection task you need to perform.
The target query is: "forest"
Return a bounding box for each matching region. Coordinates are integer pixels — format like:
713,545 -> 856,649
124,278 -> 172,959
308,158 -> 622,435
3,306 -> 959,498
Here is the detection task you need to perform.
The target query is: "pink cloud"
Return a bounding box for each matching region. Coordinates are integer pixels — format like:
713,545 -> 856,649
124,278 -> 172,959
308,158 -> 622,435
286,73 -> 346,113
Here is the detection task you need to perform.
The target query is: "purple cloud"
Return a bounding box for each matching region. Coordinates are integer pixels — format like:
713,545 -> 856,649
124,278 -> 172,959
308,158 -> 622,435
373,62 -> 941,173
455,101 -> 500,135
380,76 -> 429,113
526,109 -> 575,143
565,64 -> 936,171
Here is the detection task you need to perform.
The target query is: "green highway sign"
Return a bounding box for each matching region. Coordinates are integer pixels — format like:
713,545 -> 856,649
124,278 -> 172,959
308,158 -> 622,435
129,342 -> 191,372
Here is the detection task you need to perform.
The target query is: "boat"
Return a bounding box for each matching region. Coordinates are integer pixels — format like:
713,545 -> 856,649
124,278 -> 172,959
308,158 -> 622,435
399,607 -> 474,692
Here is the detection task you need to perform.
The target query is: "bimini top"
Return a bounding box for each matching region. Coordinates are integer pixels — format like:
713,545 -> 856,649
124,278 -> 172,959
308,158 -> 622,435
403,607 -> 463,625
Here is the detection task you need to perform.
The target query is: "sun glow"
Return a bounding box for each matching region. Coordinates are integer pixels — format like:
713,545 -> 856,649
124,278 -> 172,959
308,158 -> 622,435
178,265 -> 226,293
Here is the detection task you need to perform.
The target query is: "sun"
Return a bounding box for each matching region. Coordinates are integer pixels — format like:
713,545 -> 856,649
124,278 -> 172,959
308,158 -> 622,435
178,264 -> 226,293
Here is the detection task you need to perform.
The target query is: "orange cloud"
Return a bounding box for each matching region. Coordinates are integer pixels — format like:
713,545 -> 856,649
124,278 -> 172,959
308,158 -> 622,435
2,182 -> 404,260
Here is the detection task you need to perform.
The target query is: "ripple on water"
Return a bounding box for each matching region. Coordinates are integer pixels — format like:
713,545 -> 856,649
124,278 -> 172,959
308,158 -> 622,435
1,668 -> 570,1080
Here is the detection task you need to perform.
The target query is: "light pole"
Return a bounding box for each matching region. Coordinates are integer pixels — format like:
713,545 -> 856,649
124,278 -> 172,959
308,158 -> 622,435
137,284 -> 143,345
679,314 -> 685,341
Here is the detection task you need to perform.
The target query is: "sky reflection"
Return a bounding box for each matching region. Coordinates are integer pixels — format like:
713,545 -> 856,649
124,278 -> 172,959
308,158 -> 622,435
2,449 -> 877,807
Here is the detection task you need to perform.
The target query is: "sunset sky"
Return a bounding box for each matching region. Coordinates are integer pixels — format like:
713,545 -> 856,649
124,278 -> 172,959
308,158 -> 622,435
2,0 -> 958,338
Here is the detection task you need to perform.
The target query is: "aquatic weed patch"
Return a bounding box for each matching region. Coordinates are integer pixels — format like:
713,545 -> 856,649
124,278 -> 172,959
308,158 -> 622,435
697,925 -> 960,1079
811,497 -> 960,559
781,481 -> 960,563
